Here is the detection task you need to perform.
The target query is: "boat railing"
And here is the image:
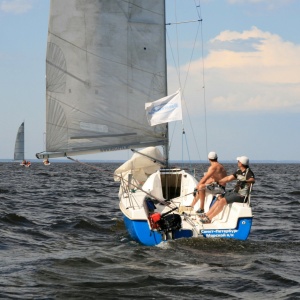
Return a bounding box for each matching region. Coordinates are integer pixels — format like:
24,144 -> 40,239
243,183 -> 253,206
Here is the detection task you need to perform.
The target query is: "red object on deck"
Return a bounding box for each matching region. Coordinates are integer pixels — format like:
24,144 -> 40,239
149,213 -> 161,229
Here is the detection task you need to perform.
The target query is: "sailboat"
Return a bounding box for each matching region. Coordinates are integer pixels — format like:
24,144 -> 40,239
36,0 -> 253,246
43,158 -> 50,166
14,122 -> 31,167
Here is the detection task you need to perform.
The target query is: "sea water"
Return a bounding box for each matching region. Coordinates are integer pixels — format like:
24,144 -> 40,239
0,162 -> 299,299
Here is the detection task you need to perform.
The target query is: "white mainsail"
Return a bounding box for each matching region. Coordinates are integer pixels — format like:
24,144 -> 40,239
14,122 -> 25,161
36,0 -> 168,159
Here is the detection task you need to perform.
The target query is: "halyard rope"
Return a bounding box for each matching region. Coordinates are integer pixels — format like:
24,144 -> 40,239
66,156 -> 183,210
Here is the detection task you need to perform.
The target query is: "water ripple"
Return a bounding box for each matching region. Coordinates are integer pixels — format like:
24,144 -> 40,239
0,162 -> 299,299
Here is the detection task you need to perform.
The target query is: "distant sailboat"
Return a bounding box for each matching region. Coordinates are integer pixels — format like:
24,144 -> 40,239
14,122 -> 31,167
36,0 -> 253,246
14,122 -> 24,162
43,159 -> 50,166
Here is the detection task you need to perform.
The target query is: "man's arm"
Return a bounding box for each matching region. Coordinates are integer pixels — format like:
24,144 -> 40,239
245,177 -> 255,184
246,169 -> 255,184
218,174 -> 235,186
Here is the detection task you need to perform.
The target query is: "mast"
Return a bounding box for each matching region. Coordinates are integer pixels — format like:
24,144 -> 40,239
163,0 -> 169,168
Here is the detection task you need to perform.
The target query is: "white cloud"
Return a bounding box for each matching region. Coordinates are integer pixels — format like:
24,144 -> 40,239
175,27 -> 300,113
0,0 -> 33,14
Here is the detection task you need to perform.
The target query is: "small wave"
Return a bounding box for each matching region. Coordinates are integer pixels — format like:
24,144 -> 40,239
284,200 -> 300,205
110,218 -> 126,232
258,269 -> 299,286
172,237 -> 300,256
0,188 -> 10,194
1,213 -> 35,226
288,190 -> 300,196
52,256 -> 101,268
34,172 -> 52,177
50,217 -> 113,234
175,237 -> 252,253
74,218 -> 103,231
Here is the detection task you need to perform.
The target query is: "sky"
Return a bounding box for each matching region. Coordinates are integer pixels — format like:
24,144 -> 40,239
0,0 -> 299,163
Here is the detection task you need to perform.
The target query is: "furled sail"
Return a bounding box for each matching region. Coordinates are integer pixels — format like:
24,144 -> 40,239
14,122 -> 25,161
36,0 -> 168,159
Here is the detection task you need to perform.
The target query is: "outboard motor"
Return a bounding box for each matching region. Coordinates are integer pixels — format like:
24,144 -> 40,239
158,208 -> 182,240
146,197 -> 182,239
159,214 -> 181,231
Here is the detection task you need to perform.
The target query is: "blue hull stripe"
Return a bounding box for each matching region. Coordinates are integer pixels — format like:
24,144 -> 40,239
201,218 -> 252,240
123,215 -> 252,245
123,216 -> 162,246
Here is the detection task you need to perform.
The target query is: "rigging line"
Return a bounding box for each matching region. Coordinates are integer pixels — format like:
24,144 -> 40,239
66,156 -> 177,208
175,1 -> 185,131
194,0 -> 208,155
169,1 -> 188,163
66,156 -> 197,204
173,7 -> 198,165
165,36 -> 183,160
180,128 -> 191,170
167,2 -> 204,162
171,1 -> 185,131
180,0 -> 206,161
168,120 -> 177,155
165,31 -> 178,153
130,149 -> 166,167
200,17 -> 208,156
183,129 -> 193,171
175,0 -> 181,89
182,214 -> 200,235
172,0 -> 183,123
181,127 -> 184,166
194,0 -> 202,19
166,19 -> 202,25
180,19 -> 202,162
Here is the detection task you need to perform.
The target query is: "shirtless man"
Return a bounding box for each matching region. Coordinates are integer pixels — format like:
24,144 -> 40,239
190,152 -> 227,213
200,156 -> 255,223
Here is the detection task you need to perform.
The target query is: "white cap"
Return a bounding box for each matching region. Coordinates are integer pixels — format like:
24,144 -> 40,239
208,151 -> 218,160
237,156 -> 249,166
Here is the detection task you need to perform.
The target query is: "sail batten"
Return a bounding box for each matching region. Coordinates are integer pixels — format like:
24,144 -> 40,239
36,140 -> 166,159
70,133 -> 137,140
37,0 -> 167,159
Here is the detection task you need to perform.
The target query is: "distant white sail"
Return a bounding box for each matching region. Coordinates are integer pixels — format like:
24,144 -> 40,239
37,0 -> 168,158
14,122 -> 24,161
145,90 -> 182,126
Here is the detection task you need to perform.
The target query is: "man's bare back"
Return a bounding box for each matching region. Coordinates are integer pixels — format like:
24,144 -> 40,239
199,161 -> 227,186
190,151 -> 227,212
206,162 -> 227,184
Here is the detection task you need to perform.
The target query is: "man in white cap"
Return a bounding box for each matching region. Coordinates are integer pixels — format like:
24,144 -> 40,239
190,151 -> 227,213
200,155 -> 255,223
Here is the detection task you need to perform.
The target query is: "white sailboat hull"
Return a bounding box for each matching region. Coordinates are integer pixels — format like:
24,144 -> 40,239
39,2 -> 254,247
119,168 -> 253,246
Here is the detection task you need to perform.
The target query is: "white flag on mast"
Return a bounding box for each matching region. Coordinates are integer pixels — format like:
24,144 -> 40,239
145,90 -> 182,126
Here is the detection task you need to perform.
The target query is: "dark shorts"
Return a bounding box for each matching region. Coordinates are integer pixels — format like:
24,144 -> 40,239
223,190 -> 245,204
206,183 -> 225,195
